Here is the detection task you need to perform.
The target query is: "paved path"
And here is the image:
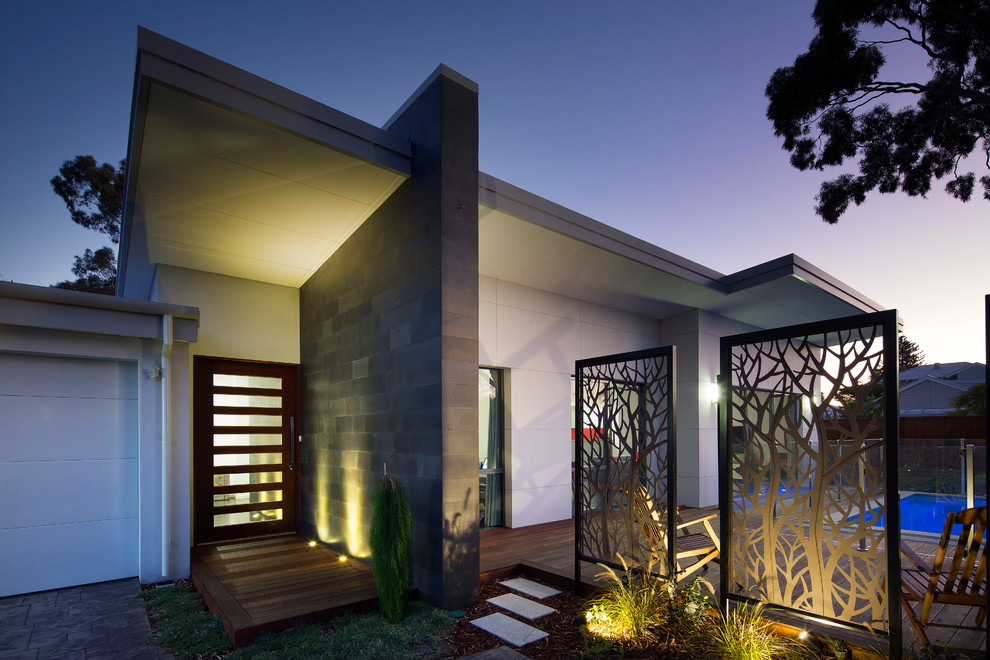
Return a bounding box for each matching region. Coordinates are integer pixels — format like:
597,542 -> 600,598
0,578 -> 171,660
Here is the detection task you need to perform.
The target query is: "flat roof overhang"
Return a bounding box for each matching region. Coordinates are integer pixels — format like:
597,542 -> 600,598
478,174 -> 887,330
119,29 -> 885,332
119,28 -> 411,297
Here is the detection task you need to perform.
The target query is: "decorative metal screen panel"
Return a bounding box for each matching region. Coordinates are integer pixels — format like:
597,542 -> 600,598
719,311 -> 900,652
575,347 -> 676,584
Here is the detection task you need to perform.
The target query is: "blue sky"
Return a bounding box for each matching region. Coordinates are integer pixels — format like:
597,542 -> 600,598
1,1 -> 986,363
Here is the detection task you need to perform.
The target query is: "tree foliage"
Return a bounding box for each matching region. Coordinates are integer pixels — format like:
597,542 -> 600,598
766,0 -> 990,223
835,333 -> 925,416
50,155 -> 125,294
950,382 -> 987,414
898,334 -> 926,371
369,473 -> 412,622
52,247 -> 118,295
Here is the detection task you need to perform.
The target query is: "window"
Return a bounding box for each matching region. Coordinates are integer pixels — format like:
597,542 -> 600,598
479,368 -> 504,528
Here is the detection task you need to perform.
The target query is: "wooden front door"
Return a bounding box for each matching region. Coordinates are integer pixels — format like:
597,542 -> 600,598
193,357 -> 299,544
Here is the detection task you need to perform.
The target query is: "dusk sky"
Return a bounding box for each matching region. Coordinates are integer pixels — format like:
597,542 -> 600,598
1,1 -> 986,364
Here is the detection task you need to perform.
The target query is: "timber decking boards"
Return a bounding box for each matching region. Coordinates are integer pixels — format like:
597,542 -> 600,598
191,534 -> 379,647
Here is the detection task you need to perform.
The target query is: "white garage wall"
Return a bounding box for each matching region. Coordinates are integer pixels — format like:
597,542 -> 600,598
0,354 -> 139,596
0,283 -> 197,595
479,276 -> 660,527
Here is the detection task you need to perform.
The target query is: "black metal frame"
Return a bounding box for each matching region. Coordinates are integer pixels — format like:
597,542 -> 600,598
574,346 -> 676,592
718,310 -> 901,658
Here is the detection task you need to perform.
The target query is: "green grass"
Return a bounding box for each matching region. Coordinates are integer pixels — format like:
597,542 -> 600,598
228,602 -> 454,660
139,584 -> 453,660
138,583 -> 232,659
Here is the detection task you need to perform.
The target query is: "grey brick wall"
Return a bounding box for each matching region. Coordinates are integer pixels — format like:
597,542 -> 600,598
299,67 -> 479,608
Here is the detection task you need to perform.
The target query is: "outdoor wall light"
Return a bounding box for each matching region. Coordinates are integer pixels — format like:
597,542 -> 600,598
706,381 -> 720,404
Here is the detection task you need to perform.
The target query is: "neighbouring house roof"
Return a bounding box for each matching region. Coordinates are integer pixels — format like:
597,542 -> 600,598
900,362 -> 987,383
899,375 -> 976,416
120,28 -> 886,331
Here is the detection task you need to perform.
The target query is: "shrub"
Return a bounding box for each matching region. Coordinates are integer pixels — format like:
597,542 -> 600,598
583,555 -> 669,649
669,576 -> 715,638
369,472 -> 412,622
706,600 -> 808,660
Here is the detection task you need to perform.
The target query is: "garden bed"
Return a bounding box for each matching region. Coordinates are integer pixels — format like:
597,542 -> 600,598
141,567 -> 935,660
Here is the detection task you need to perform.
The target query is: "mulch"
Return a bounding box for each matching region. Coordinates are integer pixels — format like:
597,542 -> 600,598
441,574 -> 595,660
440,574 -> 716,660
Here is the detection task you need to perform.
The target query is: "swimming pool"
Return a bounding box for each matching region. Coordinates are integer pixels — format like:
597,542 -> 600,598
848,493 -> 986,534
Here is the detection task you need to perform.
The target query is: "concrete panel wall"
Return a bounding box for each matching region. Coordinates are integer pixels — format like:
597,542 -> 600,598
660,309 -> 757,507
299,68 -> 479,608
479,276 -> 660,527
153,264 -> 299,363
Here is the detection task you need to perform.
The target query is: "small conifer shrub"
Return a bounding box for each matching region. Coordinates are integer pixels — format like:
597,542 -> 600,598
369,472 -> 412,622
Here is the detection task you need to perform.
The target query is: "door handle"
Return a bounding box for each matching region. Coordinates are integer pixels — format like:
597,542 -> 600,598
289,416 -> 295,470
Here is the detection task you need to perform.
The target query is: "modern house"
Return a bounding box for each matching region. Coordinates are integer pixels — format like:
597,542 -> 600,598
0,28 -> 885,606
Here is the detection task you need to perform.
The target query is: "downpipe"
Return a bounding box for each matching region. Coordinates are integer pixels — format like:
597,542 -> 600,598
161,314 -> 173,577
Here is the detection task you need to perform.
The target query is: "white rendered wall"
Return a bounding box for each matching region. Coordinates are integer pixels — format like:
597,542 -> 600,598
659,310 -> 758,507
153,265 -> 300,363
479,276 -> 660,527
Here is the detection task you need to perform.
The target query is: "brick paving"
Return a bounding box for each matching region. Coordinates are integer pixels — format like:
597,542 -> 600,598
0,578 -> 171,660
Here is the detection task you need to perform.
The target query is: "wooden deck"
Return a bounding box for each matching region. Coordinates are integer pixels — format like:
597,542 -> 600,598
192,515 -> 985,655
191,534 -> 380,647
191,521 -> 592,647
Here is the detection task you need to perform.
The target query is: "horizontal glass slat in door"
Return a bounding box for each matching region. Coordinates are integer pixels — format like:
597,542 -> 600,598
212,393 -> 282,408
213,433 -> 283,447
214,472 -> 282,486
213,414 -> 282,427
213,453 -> 281,467
214,509 -> 283,527
213,490 -> 282,506
213,374 -> 282,389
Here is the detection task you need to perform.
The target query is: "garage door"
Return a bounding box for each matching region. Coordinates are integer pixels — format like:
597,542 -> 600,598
0,353 -> 139,597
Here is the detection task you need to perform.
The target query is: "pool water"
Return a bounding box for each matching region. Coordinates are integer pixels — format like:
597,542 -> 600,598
848,493 -> 986,534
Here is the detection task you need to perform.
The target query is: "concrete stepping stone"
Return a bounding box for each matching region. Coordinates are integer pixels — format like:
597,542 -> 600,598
456,647 -> 531,659
470,612 -> 548,646
500,577 -> 560,599
488,593 -> 556,620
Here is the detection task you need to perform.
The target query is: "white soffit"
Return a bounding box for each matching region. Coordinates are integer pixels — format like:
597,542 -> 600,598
478,195 -> 883,328
133,83 -> 407,287
479,205 -> 707,319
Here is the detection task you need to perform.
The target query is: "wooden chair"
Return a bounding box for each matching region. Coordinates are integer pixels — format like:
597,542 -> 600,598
900,505 -> 987,649
629,487 -> 720,582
